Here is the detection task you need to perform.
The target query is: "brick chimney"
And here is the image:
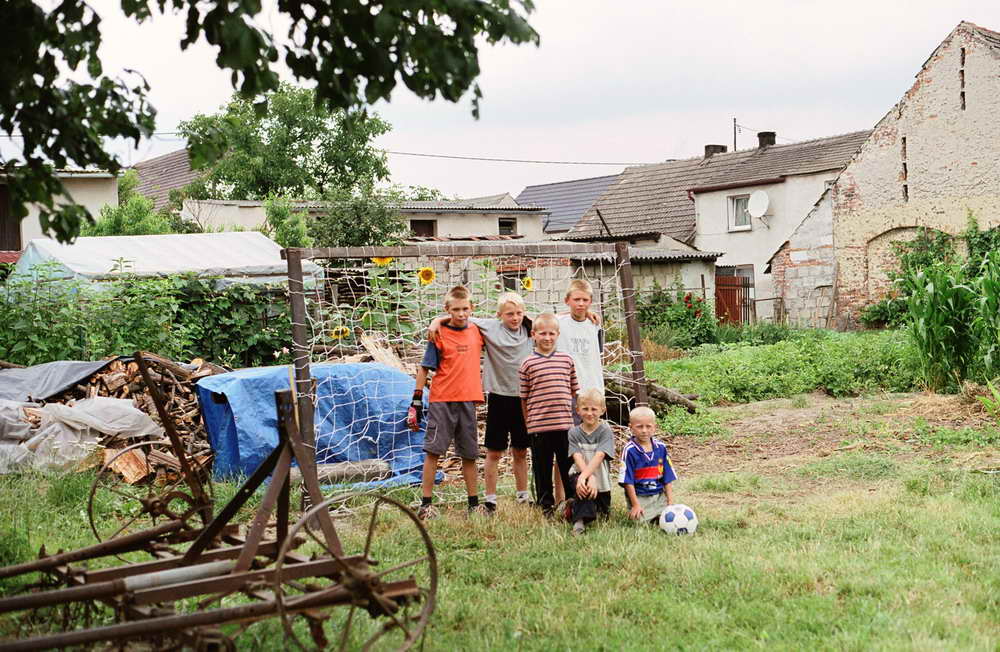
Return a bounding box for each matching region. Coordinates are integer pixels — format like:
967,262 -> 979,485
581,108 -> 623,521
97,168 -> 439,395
757,131 -> 776,148
704,144 -> 728,158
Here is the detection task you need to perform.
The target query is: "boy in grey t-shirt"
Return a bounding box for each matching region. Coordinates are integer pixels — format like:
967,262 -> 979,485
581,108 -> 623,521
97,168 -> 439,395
567,388 -> 615,535
430,292 -> 534,511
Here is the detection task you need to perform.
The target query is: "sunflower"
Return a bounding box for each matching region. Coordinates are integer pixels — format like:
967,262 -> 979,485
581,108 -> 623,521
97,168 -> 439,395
520,276 -> 534,291
370,256 -> 394,267
329,325 -> 351,340
417,266 -> 436,285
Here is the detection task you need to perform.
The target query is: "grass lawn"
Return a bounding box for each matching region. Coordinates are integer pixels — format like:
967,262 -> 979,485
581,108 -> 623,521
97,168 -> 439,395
1,391 -> 998,649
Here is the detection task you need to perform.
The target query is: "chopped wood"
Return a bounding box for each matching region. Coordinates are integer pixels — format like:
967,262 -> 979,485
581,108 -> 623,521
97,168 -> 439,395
0,358 -> 25,369
101,372 -> 129,393
605,374 -> 698,414
357,332 -> 407,372
104,447 -> 151,484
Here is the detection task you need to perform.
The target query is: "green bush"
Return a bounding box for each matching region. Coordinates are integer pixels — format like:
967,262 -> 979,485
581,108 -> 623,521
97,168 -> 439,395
646,330 -> 919,405
858,296 -> 908,329
636,283 -> 715,348
0,268 -> 292,368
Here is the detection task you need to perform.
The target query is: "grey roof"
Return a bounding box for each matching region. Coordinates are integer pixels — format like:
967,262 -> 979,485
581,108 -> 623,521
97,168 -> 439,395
133,149 -> 202,211
571,245 -> 721,264
396,196 -> 544,212
566,130 -> 871,242
516,174 -> 621,233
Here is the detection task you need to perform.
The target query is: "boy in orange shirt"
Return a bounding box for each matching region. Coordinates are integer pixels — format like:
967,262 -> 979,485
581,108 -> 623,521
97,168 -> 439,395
407,286 -> 486,519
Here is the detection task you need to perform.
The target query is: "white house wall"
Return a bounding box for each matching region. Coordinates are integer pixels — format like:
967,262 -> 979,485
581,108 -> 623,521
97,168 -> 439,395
693,170 -> 837,319
407,211 -> 546,241
181,201 -> 265,231
20,176 -> 118,243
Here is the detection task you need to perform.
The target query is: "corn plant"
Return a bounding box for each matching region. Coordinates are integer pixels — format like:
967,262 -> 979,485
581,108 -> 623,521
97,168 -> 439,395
975,250 -> 1000,377
902,263 -> 979,391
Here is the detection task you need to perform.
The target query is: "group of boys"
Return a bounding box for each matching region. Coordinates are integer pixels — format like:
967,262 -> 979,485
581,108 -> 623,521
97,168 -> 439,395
406,279 -> 677,534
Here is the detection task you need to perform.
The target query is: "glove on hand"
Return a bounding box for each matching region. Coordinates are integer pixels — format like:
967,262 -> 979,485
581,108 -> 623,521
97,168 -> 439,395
406,390 -> 424,431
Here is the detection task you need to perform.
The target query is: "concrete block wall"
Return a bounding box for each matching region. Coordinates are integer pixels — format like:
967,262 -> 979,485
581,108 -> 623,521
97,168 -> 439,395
829,23 -> 1000,324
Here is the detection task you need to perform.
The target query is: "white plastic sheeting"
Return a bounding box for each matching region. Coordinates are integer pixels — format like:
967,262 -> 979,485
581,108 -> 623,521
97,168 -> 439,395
12,232 -> 322,286
0,397 -> 164,473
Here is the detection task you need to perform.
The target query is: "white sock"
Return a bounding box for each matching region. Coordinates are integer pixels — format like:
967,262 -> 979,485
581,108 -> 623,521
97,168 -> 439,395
485,494 -> 497,504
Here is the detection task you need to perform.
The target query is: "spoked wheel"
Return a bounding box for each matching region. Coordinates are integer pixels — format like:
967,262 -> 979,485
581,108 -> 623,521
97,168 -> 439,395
274,492 -> 438,651
87,440 -> 210,555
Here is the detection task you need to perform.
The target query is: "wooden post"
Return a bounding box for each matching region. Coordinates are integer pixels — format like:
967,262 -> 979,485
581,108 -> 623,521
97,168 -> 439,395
700,273 -> 707,300
284,249 -> 316,450
615,241 -> 648,406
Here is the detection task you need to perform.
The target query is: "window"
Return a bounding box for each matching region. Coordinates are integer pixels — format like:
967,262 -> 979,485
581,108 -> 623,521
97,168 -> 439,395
499,266 -> 528,291
498,217 -> 517,236
728,195 -> 751,231
410,219 -> 436,237
0,185 -> 18,251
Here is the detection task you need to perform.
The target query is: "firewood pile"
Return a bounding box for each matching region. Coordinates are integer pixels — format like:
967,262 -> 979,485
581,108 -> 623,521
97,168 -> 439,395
41,352 -> 228,483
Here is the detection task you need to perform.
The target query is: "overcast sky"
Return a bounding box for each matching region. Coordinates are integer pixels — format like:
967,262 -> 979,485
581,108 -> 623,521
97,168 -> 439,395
10,1 -> 1000,199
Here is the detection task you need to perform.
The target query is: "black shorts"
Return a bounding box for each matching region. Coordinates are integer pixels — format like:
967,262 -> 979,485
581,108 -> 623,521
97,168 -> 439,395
484,393 -> 530,451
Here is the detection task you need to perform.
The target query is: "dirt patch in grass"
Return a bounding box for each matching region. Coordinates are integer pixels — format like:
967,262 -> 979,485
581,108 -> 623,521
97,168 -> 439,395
668,392 -> 1000,478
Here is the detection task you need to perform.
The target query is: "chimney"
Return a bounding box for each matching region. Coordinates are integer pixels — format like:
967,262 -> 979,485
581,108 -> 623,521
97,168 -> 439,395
758,131 -> 776,148
704,144 -> 728,158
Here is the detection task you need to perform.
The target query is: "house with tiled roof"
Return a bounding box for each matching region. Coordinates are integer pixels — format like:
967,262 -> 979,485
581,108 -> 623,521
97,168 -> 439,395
565,131 -> 870,322
769,21 -> 1000,328
516,174 -> 621,234
132,148 -> 202,211
1,169 -> 118,260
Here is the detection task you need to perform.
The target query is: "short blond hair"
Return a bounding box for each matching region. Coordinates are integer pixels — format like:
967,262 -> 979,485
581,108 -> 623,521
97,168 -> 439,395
531,312 -> 559,332
577,387 -> 606,409
629,406 -> 656,423
496,292 -> 525,313
565,278 -> 593,300
444,285 -> 472,309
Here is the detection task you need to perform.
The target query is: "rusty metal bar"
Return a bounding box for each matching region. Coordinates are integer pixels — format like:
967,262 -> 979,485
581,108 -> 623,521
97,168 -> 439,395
615,240 -> 648,405
83,540 -> 285,584
3,580 -> 420,652
0,519 -> 186,580
182,438 -> 284,564
134,352 -> 212,525
234,442 -> 292,572
0,561 -> 235,614
132,556 -> 359,606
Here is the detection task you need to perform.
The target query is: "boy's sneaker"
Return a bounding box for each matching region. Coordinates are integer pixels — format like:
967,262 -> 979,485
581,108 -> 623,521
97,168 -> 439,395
484,501 -> 497,516
467,503 -> 491,519
417,503 -> 439,521
516,492 -> 531,505
572,520 -> 586,536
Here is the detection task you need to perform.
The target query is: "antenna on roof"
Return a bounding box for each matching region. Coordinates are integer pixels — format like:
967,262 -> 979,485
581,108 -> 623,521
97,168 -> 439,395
595,207 -> 614,239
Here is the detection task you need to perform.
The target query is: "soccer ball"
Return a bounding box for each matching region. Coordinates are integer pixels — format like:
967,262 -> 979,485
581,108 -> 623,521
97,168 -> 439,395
659,504 -> 698,535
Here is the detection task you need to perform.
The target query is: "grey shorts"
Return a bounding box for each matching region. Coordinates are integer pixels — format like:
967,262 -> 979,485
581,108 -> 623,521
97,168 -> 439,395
635,492 -> 668,524
423,401 -> 479,460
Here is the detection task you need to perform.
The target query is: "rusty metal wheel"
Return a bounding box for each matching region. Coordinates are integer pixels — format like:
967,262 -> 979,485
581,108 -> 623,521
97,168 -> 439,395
273,492 -> 437,651
87,440 -> 209,555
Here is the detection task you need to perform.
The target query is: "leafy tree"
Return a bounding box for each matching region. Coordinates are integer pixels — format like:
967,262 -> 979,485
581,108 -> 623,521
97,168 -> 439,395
80,170 -> 175,236
1,1 -> 538,243
309,185 -> 450,248
262,197 -> 312,249
179,84 -> 391,200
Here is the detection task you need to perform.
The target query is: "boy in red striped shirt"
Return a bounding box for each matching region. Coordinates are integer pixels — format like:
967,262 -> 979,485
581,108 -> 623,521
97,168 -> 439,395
519,313 -> 579,516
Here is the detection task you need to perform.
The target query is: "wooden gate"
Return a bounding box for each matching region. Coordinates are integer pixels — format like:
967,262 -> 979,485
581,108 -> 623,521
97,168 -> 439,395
715,274 -> 754,324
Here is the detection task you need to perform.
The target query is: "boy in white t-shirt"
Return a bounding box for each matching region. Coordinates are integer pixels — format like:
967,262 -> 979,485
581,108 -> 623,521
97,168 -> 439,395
554,278 -> 604,503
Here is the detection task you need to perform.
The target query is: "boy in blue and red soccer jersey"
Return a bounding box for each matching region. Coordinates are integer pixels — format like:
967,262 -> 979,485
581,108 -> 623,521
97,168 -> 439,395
619,406 -> 677,524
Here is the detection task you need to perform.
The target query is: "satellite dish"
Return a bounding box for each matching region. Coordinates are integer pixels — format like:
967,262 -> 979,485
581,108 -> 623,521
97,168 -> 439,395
748,190 -> 769,218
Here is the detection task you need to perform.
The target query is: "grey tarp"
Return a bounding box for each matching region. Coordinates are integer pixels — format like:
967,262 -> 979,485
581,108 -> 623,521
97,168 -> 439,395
0,360 -> 112,402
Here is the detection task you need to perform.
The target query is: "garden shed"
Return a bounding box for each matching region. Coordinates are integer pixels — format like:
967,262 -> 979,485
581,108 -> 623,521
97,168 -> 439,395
12,232 -> 322,286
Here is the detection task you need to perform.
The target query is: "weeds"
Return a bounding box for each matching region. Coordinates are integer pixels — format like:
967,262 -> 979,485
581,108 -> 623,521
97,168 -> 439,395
689,473 -> 763,493
658,406 -> 728,438
798,453 -> 899,480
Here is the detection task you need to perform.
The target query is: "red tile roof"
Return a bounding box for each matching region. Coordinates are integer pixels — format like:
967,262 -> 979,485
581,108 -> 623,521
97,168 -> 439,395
0,251 -> 20,264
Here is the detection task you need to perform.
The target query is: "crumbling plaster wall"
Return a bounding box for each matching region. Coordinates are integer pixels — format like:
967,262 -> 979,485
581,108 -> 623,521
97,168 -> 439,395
769,190 -> 836,327
830,25 -> 1000,325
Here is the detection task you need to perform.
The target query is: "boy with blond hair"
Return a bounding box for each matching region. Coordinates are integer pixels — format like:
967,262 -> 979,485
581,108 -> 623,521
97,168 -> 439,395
519,313 -> 579,515
429,291 -> 533,512
566,387 -> 615,535
619,406 -> 677,524
407,285 -> 486,519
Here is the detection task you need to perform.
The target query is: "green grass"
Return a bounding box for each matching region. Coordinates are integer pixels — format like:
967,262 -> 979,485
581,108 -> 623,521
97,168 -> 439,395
911,418 -> 1000,448
658,405 -> 729,438
647,330 -> 920,405
1,451 -> 998,649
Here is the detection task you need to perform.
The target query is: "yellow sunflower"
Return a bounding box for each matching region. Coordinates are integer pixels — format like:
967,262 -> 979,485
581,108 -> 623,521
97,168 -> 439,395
520,276 -> 534,291
417,266 -> 436,286
329,325 -> 351,340
370,256 -> 394,267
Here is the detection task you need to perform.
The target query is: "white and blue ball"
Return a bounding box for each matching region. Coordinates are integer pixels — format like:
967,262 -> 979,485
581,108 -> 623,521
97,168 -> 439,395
659,504 -> 698,535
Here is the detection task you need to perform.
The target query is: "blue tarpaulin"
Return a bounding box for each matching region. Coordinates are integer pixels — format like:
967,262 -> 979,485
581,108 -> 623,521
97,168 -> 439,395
196,363 -> 430,487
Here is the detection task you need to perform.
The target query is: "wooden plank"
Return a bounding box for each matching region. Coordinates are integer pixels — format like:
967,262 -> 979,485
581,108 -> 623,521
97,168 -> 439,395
358,332 -> 406,372
104,448 -> 150,484
285,242 -> 618,260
